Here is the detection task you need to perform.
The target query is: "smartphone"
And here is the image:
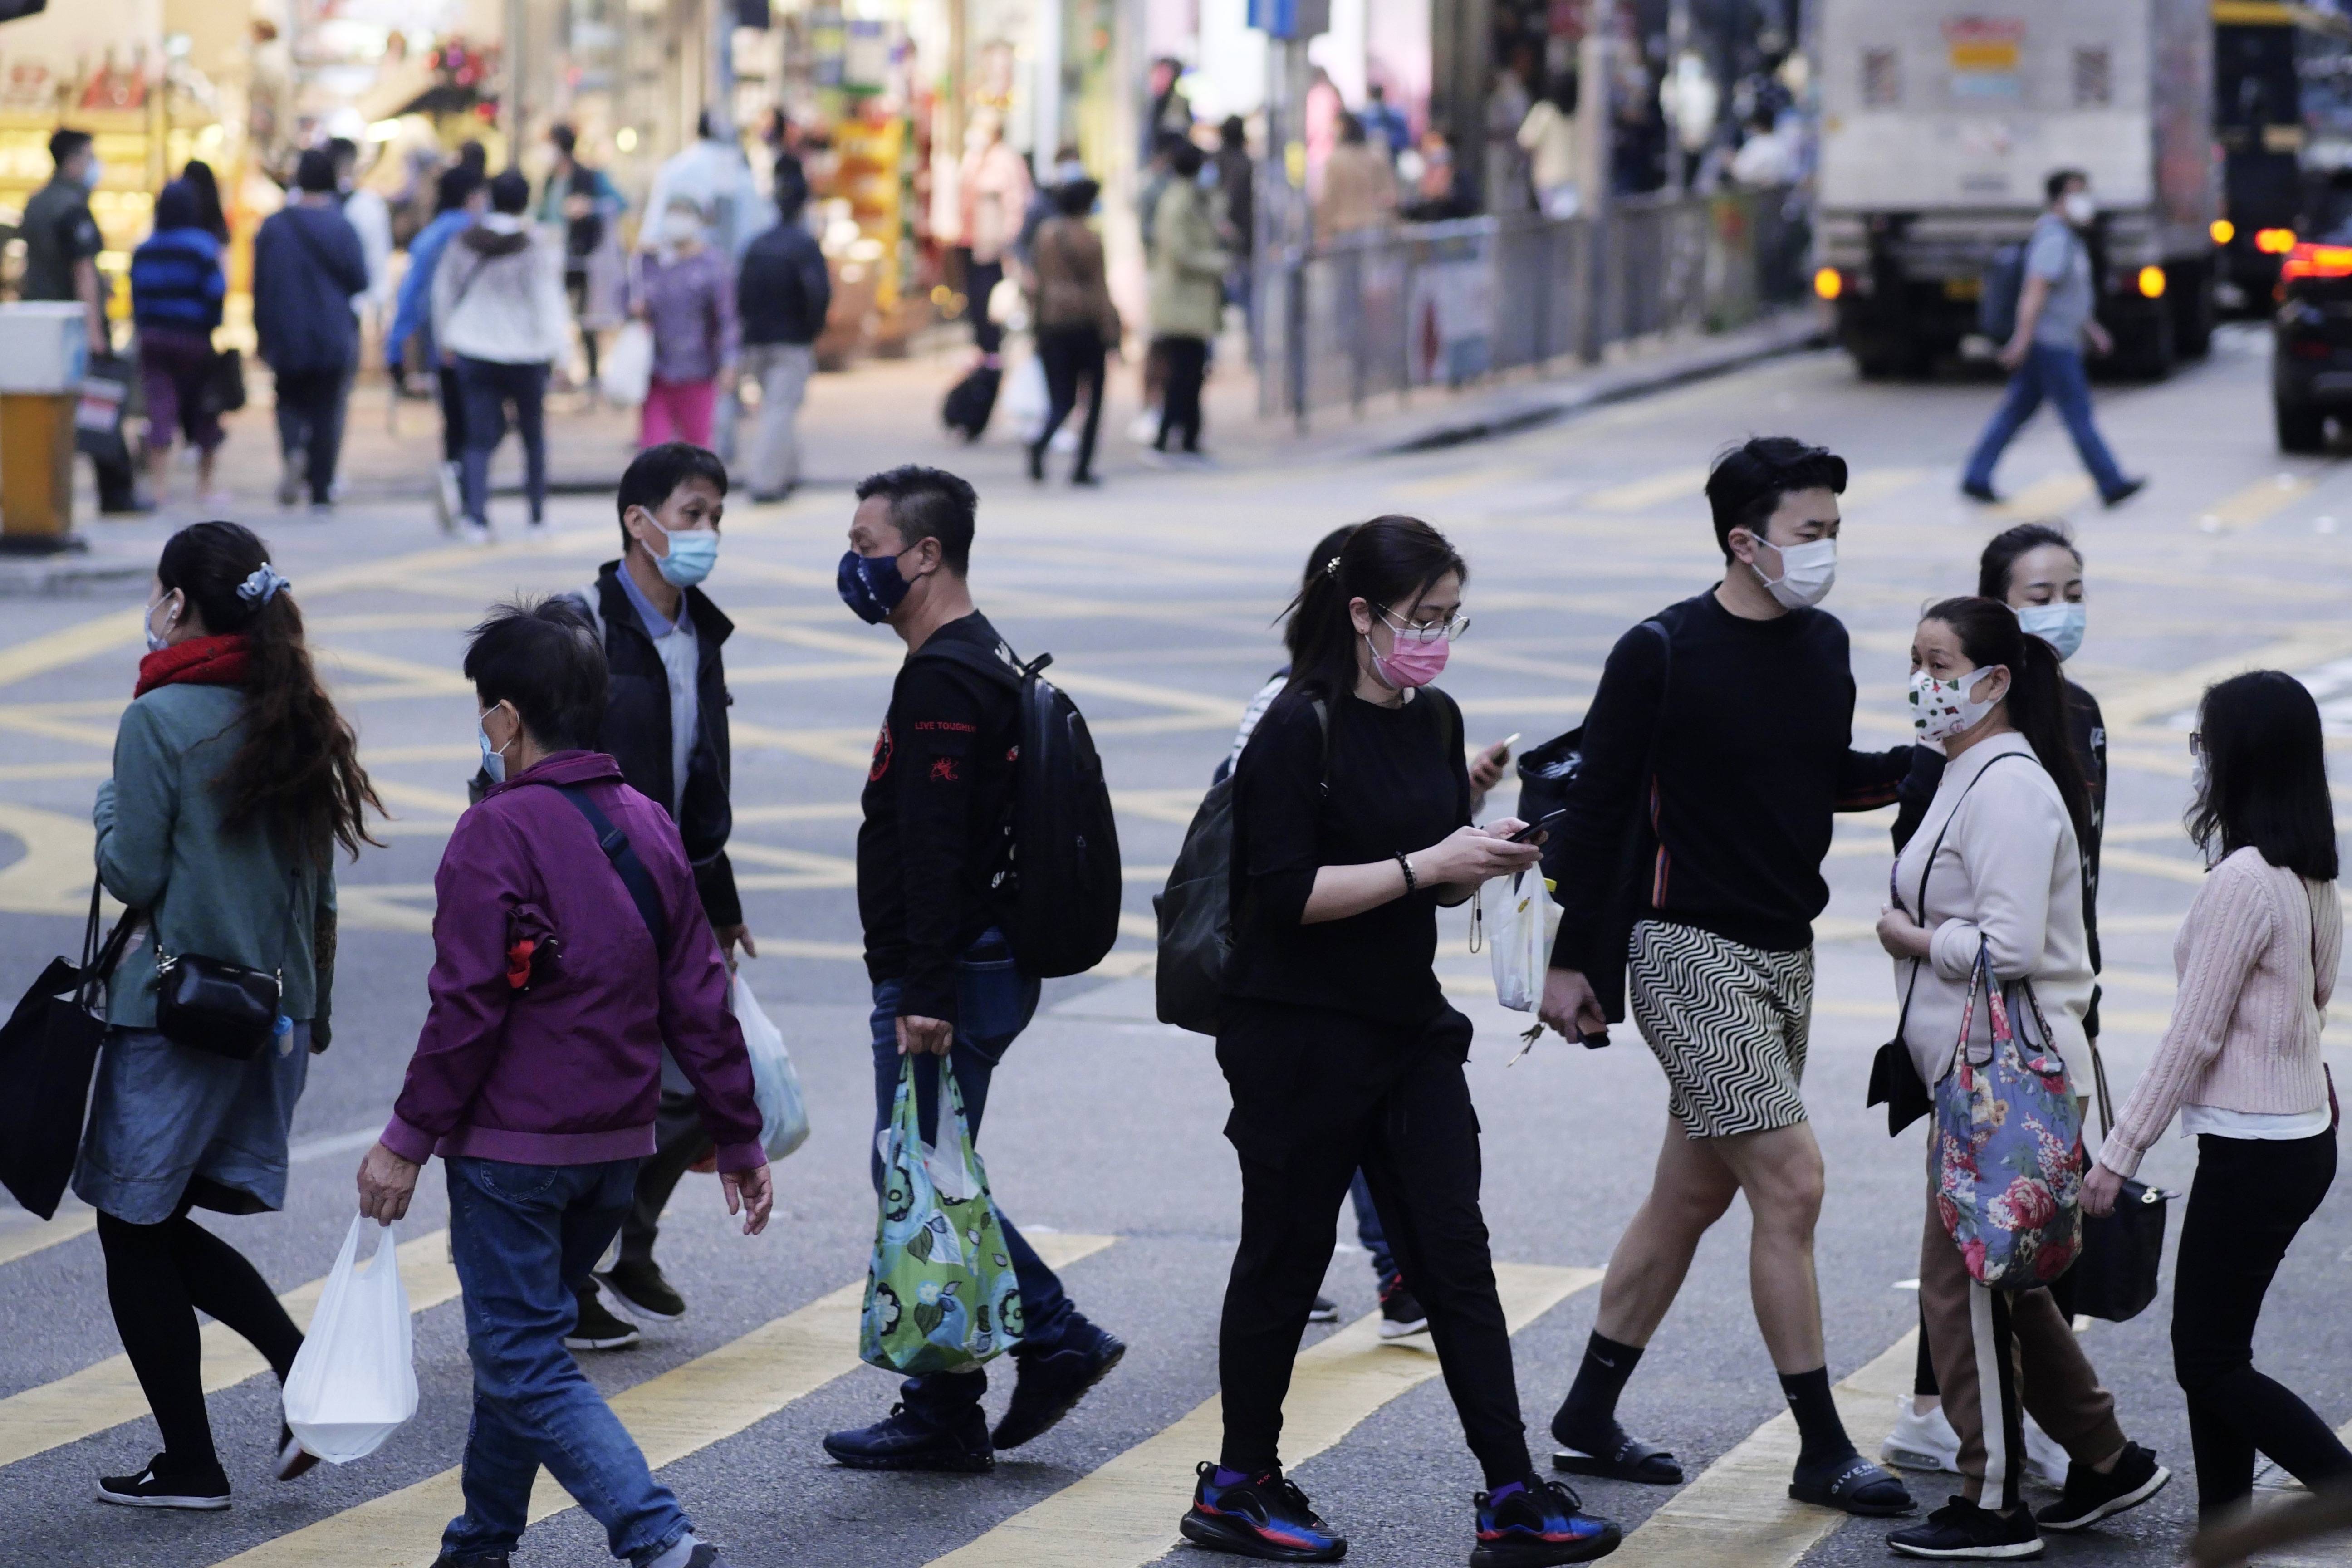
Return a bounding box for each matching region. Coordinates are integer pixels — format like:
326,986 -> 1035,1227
1509,807 -> 1569,843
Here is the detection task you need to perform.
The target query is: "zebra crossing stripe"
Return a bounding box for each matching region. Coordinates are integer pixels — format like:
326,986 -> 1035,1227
0,1228 -> 460,1471
205,1233 -> 1118,1568
1603,1330 -> 1916,1568
922,1261 -> 1603,1568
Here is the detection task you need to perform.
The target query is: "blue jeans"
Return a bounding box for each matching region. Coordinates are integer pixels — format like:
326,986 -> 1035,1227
441,1157 -> 691,1566
1349,1170 -> 1396,1284
455,355 -> 549,526
1962,342 -> 2128,499
868,930 -> 1082,1416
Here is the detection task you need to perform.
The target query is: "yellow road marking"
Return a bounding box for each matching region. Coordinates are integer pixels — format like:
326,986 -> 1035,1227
1990,473 -> 2094,519
1587,469 -> 1709,511
210,1233 -> 1120,1568
1606,1331 -> 1915,1568
2196,471 -> 2315,534
923,1262 -> 1602,1568
0,1202 -> 95,1266
0,1228 -> 458,1470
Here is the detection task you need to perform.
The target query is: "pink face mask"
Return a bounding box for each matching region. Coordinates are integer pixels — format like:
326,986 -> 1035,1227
1369,629 -> 1450,689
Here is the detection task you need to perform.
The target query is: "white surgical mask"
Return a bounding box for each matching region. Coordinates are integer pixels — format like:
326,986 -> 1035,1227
83,157 -> 104,190
2014,602 -> 2085,662
478,705 -> 510,785
1911,666 -> 2002,745
142,591 -> 180,653
1750,536 -> 1838,609
2060,191 -> 2095,226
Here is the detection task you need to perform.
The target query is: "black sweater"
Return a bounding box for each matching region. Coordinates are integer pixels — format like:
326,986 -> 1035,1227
1549,591 -> 1911,968
857,613 -> 1020,1023
1225,684 -> 1470,1025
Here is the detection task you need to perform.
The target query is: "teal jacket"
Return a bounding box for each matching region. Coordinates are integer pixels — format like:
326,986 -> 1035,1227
94,684 -> 335,1032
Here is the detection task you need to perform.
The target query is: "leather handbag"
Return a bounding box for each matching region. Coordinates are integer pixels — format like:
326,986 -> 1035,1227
152,868 -> 303,1062
0,880 -> 137,1217
198,347 -> 247,416
2070,1042 -> 2169,1322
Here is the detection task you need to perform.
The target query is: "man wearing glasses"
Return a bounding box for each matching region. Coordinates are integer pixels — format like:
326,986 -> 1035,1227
1535,438 -> 1923,1518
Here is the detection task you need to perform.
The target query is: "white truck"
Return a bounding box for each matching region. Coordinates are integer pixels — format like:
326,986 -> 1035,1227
1811,0 -> 2218,378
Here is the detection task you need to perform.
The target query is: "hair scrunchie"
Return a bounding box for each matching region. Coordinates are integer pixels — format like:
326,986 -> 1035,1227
236,563 -> 291,603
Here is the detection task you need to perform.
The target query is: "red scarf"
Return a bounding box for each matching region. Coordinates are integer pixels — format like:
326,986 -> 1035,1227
135,633 -> 253,697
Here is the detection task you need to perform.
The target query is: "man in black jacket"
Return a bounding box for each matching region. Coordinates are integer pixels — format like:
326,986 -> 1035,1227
564,441 -> 751,1347
735,157 -> 831,502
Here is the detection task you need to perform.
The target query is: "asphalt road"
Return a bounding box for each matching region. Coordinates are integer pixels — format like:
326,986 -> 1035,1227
2,322 -> 2349,1568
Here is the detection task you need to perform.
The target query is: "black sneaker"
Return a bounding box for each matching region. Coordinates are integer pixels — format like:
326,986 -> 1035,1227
1473,1476 -> 1622,1565
1960,480 -> 2002,505
1179,1462 -> 1347,1561
599,1258 -> 687,1322
2101,477 -> 2148,509
1888,1497 -> 2043,1559
1308,1295 -> 1339,1324
428,1555 -> 510,1568
97,1454 -> 230,1510
822,1401 -> 994,1472
2034,1442 -> 2169,1532
274,1422 -> 320,1482
1379,1280 -> 1429,1340
992,1328 -> 1126,1450
564,1282 -> 642,1351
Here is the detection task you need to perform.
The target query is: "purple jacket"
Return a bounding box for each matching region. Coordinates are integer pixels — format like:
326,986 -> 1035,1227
382,751 -> 764,1173
628,246 -> 738,384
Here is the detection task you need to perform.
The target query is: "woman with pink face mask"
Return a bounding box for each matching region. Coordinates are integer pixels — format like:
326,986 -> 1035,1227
1181,516 -> 1624,1566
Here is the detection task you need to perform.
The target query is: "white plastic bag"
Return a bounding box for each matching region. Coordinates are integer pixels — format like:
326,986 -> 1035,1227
734,972 -> 809,1160
281,1216 -> 417,1464
602,320 -> 653,407
1005,353 -> 1050,444
1484,870 -> 1560,1013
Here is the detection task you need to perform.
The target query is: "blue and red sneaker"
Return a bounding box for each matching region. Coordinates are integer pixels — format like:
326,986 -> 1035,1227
1471,1477 -> 1622,1566
1180,1461 -> 1348,1562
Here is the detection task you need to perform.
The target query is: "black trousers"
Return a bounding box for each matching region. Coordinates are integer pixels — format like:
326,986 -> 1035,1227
437,362 -> 470,464
2173,1130 -> 2352,1516
618,1079 -> 713,1267
274,367 -> 349,504
1032,325 -> 1106,478
963,251 -> 1005,355
1215,998 -> 1530,1487
1156,335 -> 1207,452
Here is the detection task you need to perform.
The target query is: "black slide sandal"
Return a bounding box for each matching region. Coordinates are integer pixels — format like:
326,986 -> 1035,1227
1553,1433 -> 1685,1486
1789,1454 -> 1916,1517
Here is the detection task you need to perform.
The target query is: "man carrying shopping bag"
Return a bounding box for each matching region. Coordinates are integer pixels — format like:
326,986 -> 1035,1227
357,599 -> 770,1568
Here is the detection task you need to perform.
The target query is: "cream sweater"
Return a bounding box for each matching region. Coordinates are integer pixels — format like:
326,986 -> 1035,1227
2099,848 -> 2339,1178
1893,735 -> 2095,1095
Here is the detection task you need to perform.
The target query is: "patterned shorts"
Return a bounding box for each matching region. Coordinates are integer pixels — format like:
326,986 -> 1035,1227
1628,920 -> 1815,1140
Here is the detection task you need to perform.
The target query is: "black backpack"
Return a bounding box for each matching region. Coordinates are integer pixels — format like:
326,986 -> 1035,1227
916,637 -> 1122,979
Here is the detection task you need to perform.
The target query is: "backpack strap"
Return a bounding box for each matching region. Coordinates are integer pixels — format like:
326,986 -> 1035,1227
556,785 -> 670,953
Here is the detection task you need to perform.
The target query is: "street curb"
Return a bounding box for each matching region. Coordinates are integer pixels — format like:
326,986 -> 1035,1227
0,550 -> 148,597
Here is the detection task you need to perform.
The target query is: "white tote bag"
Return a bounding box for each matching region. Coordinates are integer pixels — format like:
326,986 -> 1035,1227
280,1217 -> 418,1464
602,320 -> 654,407
1005,352 -> 1051,444
1484,870 -> 1560,1013
734,972 -> 810,1160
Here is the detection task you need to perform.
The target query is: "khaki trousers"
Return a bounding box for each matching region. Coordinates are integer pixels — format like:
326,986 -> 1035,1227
1919,1183 -> 2125,1509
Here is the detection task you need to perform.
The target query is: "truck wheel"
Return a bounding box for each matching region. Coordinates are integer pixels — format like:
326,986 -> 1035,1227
2119,304 -> 2175,380
2276,400 -> 2328,454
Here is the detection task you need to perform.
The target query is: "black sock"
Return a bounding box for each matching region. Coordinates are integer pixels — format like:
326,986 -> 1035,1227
1779,1367 -> 1858,1468
1553,1332 -> 1645,1450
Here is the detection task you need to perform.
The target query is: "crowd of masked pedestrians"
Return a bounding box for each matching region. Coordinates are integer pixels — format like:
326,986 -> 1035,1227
50,410 -> 2350,1568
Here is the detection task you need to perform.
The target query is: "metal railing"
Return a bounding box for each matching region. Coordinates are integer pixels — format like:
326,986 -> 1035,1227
1254,185 -> 1809,427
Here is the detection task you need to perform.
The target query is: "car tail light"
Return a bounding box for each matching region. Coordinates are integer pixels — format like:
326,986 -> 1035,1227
2211,218 -> 2235,245
2256,228 -> 2299,255
2137,265 -> 2167,298
1813,267 -> 1842,301
2280,242 -> 2352,281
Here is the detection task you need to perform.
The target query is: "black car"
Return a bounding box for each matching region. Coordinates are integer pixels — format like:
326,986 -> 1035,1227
2273,236 -> 2352,450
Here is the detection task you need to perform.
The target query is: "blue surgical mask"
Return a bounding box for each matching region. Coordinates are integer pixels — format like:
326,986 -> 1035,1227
142,591 -> 179,654
2014,601 -> 2085,662
478,706 -> 508,785
653,521 -> 720,588
837,548 -> 913,624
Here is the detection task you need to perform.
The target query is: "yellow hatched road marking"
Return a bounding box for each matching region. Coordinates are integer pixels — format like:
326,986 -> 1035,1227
1586,469 -> 1709,511
922,1261 -> 1602,1568
208,1233 -> 1119,1568
1606,1330 -> 1916,1568
0,1202 -> 95,1266
0,1228 -> 459,1470
2196,471 -> 2316,533
1989,473 -> 2095,519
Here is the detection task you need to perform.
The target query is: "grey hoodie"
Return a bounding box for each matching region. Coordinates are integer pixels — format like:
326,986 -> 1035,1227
431,212 -> 572,365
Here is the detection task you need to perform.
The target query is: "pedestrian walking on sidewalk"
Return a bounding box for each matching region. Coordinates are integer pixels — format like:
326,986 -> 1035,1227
735,159 -> 829,501
387,166 -> 486,530
1537,439 -> 1916,1516
2084,672 -> 2352,1524
549,443 -> 754,1348
630,201 -> 738,450
822,466 -> 1126,1473
1027,176 -> 1119,487
1961,171 -> 2146,510
252,149 -> 369,513
432,170 -> 572,544
130,180 -> 230,510
358,599 -> 771,1568
540,123 -> 628,392
1183,517 -> 1620,1566
1875,597 -> 2168,1559
1148,141 -> 1225,461
83,523 -> 380,1509
956,109 -> 1031,358
22,128 -> 146,513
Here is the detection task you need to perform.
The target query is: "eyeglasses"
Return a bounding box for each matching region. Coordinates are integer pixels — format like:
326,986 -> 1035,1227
1376,605 -> 1471,644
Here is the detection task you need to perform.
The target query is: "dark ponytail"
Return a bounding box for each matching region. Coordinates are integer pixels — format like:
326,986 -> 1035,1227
155,522 -> 383,866
1279,515 -> 1467,703
1921,595 -> 2092,845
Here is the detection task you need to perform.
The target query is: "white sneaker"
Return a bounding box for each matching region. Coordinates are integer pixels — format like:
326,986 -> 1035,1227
434,461 -> 463,533
1126,407 -> 1162,445
1881,1396 -> 1961,1475
461,519 -> 493,548
2021,1415 -> 2070,1489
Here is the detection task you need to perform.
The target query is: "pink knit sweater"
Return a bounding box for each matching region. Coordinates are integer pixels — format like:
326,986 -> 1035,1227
2100,847 -> 2340,1178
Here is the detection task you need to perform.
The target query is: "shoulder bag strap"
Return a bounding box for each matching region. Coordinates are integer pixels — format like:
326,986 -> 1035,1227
1889,750 -> 2032,1044
556,786 -> 671,953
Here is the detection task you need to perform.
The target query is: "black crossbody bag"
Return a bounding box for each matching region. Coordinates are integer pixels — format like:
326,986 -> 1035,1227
153,868 -> 305,1062
2068,1044 -> 2169,1322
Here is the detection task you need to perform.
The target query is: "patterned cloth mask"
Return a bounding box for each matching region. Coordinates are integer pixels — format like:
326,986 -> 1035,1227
1910,666 -> 2000,744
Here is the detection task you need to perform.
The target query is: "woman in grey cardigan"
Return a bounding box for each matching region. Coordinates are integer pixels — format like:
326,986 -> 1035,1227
77,521 -> 380,1510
